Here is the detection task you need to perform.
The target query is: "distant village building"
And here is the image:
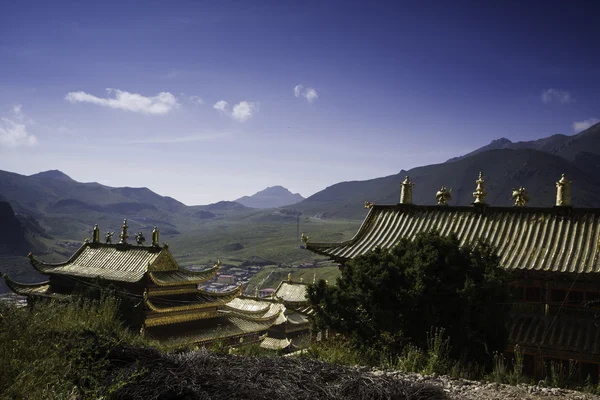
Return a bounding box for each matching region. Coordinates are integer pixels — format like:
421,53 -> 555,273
217,274 -> 236,285
305,173 -> 600,383
258,288 -> 276,298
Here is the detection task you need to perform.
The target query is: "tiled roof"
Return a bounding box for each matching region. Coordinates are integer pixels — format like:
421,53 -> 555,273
222,297 -> 285,323
147,315 -> 278,345
145,286 -> 243,313
274,282 -> 309,303
307,205 -> 600,273
29,242 -> 219,283
260,337 -> 292,350
509,314 -> 600,357
1,275 -> 68,299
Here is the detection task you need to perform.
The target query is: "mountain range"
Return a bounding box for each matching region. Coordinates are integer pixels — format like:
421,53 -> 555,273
235,186 -> 304,209
2,122 -> 600,255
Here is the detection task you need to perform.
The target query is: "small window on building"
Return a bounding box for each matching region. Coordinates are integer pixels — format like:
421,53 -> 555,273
551,289 -> 567,303
525,287 -> 541,302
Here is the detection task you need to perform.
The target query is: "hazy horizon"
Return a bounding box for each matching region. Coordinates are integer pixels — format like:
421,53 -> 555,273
2,0 -> 599,204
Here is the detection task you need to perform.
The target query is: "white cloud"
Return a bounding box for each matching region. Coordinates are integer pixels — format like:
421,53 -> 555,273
232,101 -> 257,122
213,100 -> 257,122
213,100 -> 228,112
294,84 -> 318,103
541,89 -> 574,104
65,89 -> 180,115
189,95 -> 204,105
0,106 -> 38,148
573,118 -> 600,132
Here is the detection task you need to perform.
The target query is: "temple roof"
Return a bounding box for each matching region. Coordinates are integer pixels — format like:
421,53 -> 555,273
223,297 -> 286,325
28,242 -> 219,283
1,275 -> 68,299
147,314 -> 281,345
260,337 -> 292,350
509,314 -> 600,358
145,286 -> 243,313
273,281 -> 309,304
307,204 -> 600,274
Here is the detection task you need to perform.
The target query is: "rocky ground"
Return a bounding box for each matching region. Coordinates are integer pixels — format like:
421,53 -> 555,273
371,370 -> 600,400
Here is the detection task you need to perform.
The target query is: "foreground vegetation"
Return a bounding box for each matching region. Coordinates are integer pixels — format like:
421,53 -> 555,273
0,297 -> 444,400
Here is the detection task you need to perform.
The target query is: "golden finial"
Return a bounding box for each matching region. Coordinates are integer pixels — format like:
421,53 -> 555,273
216,259 -> 221,268
435,187 -> 452,205
300,277 -> 304,283
313,272 -> 316,284
84,237 -> 90,244
512,186 -> 529,207
92,224 -> 100,243
472,171 -> 487,205
556,174 -> 572,207
325,280 -> 329,285
119,219 -> 129,244
151,226 -> 159,247
288,272 -> 292,282
300,233 -> 310,245
255,287 -> 259,298
364,201 -> 374,209
400,176 -> 414,204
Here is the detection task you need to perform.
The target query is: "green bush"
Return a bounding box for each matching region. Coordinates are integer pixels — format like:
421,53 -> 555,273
0,297 -> 150,399
307,231 -> 511,366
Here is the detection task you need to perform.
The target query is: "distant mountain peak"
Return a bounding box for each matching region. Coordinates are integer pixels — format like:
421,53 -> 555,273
30,170 -> 74,181
235,185 -> 304,209
490,137 -> 512,145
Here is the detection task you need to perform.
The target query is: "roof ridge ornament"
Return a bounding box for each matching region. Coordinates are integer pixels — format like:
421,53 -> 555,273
151,227 -> 159,247
301,233 -> 310,245
472,171 -> 487,205
400,176 -> 414,205
512,186 -> 529,207
119,219 -> 129,244
105,230 -> 114,244
436,187 -> 452,205
556,174 -> 572,207
288,272 -> 292,282
364,201 -> 374,209
92,224 -> 100,244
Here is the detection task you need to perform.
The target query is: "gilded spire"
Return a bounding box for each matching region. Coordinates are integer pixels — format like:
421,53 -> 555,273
400,176 -> 414,204
364,201 -> 374,209
313,272 -> 316,284
436,187 -> 452,205
472,171 -> 487,205
92,224 -> 100,243
556,174 -> 572,207
119,219 -> 129,244
512,186 -> 529,207
301,233 -> 310,245
151,226 -> 159,247
288,272 -> 292,282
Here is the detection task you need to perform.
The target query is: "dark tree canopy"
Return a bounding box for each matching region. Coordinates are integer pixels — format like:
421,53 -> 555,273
307,230 -> 511,364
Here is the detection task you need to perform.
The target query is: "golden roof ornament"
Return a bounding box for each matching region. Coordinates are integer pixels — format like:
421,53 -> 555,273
119,219 -> 129,244
300,277 -> 304,283
313,272 -> 316,284
151,226 -> 159,247
364,201 -> 374,209
556,174 -> 572,207
300,233 -> 310,245
255,287 -> 259,298
288,272 -> 292,282
435,187 -> 452,205
92,224 -> 100,243
400,176 -> 414,205
135,232 -> 146,246
472,171 -> 487,205
105,230 -> 114,244
512,186 -> 529,207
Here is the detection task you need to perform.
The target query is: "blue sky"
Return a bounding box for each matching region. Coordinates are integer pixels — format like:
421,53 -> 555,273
1,0 -> 599,205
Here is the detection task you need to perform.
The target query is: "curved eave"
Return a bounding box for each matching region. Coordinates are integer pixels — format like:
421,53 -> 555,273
148,264 -> 220,287
218,309 -> 283,323
222,303 -> 272,315
2,275 -> 58,298
144,309 -> 219,327
28,243 -> 88,274
145,285 -> 243,313
305,207 -> 376,255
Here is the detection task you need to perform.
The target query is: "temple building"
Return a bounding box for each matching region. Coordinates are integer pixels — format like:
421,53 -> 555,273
2,220 -> 282,347
304,172 -> 600,382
